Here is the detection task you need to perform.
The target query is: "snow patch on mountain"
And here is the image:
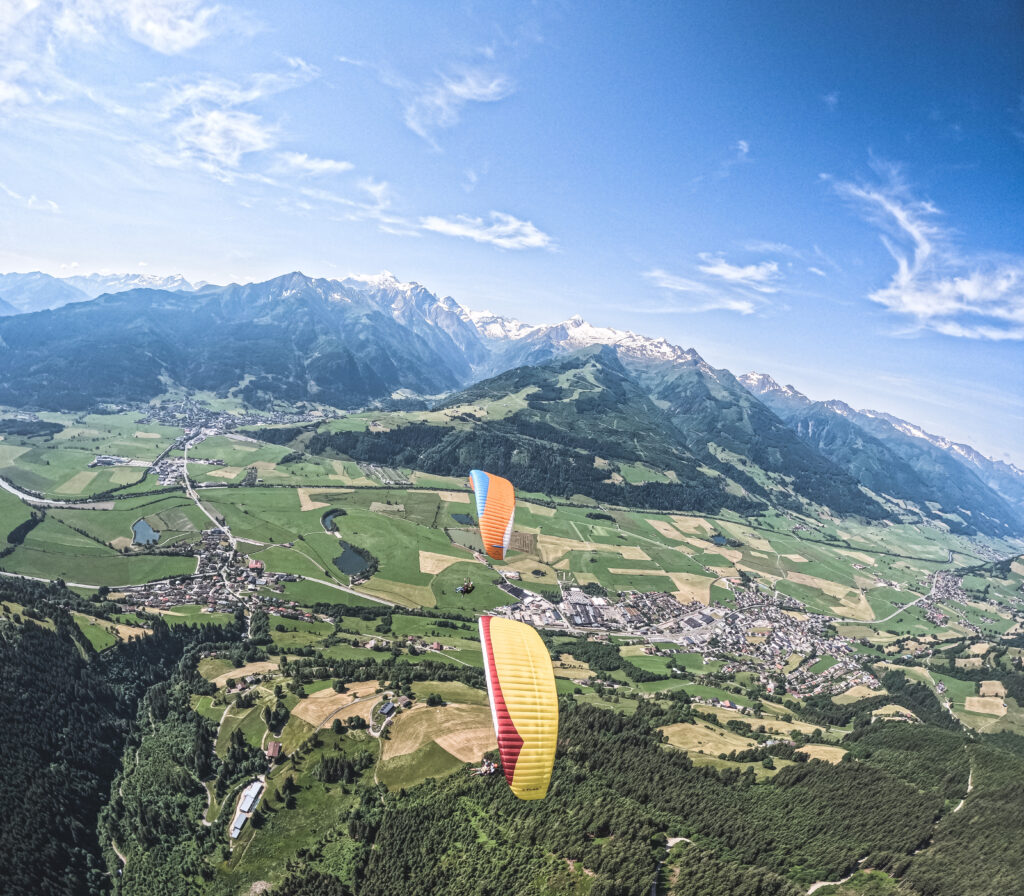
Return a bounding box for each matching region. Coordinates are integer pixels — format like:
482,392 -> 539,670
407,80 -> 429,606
738,372 -> 809,401
467,310 -> 704,365
65,272 -> 196,297
464,310 -> 538,341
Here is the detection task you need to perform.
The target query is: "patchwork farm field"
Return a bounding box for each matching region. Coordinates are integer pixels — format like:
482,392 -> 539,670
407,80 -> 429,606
2,405 -> 1022,669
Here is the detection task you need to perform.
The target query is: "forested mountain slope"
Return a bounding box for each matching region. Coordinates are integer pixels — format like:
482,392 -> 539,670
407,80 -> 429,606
0,579 -> 243,896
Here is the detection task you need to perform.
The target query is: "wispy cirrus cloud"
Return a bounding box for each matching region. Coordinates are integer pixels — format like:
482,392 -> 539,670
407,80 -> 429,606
643,244 -> 790,314
173,108 -> 274,170
339,55 -> 515,149
275,151 -> 353,176
419,211 -> 553,250
0,180 -> 59,212
644,267 -> 758,315
156,60 -> 317,176
54,0 -> 223,54
831,160 -> 1024,340
697,253 -> 781,293
404,69 -> 514,147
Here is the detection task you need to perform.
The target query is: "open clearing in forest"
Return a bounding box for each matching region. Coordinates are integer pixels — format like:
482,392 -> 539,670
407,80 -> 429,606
210,660 -> 281,688
872,704 -> 920,721
660,722 -> 756,754
709,705 -> 832,737
418,550 -> 466,574
290,681 -> 379,728
554,654 -> 593,679
799,744 -> 847,763
980,680 -> 1006,697
833,685 -> 886,704
964,696 -> 1006,716
381,703 -> 495,763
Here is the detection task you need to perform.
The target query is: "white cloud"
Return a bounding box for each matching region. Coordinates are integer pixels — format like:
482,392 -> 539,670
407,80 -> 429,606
716,139 -> 751,177
697,253 -> 780,293
0,180 -> 59,212
823,91 -> 839,109
174,108 -> 274,169
808,266 -> 827,277
643,268 -> 757,314
156,62 -> 316,174
833,162 -> 1024,340
744,240 -> 797,256
276,151 -> 353,176
404,69 -> 513,146
54,0 -> 221,54
419,211 -> 553,250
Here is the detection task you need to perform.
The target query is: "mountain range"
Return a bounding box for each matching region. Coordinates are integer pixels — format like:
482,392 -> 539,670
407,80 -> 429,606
0,269 -> 1021,535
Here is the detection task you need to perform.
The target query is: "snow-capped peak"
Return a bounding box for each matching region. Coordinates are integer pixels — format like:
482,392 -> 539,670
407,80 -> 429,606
464,310 -> 538,341
341,270 -> 417,293
64,272 -> 196,298
738,372 -> 808,401
460,308 -> 704,366
543,316 -> 700,363
823,399 -> 855,417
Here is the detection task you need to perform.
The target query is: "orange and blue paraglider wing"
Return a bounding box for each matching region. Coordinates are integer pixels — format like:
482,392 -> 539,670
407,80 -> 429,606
479,615 -> 558,800
468,469 -> 515,562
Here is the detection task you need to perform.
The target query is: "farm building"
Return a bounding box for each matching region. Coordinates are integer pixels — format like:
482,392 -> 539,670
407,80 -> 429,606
238,780 -> 263,813
379,701 -> 395,716
266,741 -> 282,760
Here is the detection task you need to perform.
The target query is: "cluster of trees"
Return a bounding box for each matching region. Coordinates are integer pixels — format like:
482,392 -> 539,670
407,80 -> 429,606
279,652 -> 486,693
555,636 -> 672,683
2,511 -> 42,557
0,418 -> 64,438
312,750 -> 374,784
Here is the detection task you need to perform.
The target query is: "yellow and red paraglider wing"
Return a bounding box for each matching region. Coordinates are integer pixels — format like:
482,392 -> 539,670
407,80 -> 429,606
479,615 -> 558,800
468,469 -> 515,562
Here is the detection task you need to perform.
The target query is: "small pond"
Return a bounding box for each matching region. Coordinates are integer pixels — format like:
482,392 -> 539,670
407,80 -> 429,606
132,518 -> 160,546
451,513 -> 475,526
333,540 -> 369,577
322,509 -> 346,532
710,534 -> 728,546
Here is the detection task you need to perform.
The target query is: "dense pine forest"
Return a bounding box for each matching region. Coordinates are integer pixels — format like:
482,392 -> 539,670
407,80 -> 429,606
0,579 -> 243,896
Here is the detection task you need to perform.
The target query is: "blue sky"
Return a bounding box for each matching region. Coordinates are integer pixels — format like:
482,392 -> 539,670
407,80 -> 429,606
0,1 -> 1021,463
